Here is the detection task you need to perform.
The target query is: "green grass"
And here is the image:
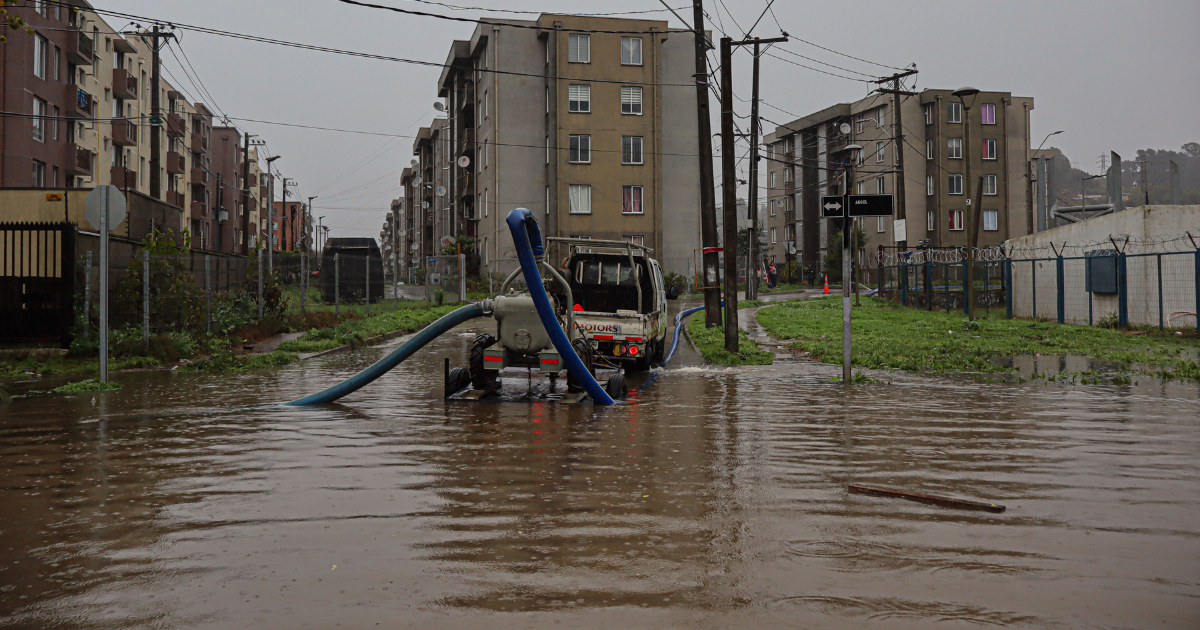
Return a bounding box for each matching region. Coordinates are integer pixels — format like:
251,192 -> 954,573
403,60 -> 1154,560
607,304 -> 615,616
278,304 -> 461,353
686,316 -> 774,366
756,296 -> 1200,379
179,350 -> 299,372
53,378 -> 122,393
0,354 -> 160,379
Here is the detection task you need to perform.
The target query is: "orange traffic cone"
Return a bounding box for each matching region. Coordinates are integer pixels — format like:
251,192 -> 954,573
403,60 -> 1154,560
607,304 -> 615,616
823,274 -> 829,294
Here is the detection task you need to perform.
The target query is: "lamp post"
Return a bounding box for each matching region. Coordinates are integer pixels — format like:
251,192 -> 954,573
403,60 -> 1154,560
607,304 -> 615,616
265,156 -> 281,271
317,216 -> 326,253
1035,130 -> 1065,154
952,86 -> 981,320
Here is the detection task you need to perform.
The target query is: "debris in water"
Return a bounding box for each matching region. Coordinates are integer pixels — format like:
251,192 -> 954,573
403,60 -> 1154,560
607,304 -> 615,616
848,484 -> 1006,513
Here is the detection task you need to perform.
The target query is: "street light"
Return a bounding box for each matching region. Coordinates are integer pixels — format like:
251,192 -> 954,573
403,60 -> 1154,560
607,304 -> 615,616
1035,130 -> 1065,154
953,87 -> 981,320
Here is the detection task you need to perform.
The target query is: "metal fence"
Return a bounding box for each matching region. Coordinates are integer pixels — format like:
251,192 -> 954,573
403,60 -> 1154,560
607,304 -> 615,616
876,236 -> 1200,331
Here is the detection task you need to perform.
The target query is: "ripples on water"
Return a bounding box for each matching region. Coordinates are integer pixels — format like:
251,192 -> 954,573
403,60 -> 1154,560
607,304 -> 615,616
1,325 -> 1198,629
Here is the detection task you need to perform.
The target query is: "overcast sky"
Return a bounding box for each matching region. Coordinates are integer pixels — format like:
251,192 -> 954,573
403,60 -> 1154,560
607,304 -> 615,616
103,0 -> 1200,241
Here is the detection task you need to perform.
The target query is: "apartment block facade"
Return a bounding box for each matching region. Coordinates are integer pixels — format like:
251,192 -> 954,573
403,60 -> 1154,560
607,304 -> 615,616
764,89 -> 1034,269
403,14 -> 702,278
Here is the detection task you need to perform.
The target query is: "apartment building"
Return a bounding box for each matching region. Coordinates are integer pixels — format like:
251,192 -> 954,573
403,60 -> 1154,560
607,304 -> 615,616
424,14 -> 701,277
272,200 -> 306,252
764,89 -> 1034,269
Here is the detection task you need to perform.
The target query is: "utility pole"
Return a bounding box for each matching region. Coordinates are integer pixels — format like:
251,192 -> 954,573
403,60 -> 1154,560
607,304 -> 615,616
719,37 -> 739,352
216,173 -> 224,253
691,0 -> 722,328
241,133 -> 256,254
746,39 -> 761,301
872,68 -> 918,250
1137,156 -> 1151,205
135,25 -> 175,200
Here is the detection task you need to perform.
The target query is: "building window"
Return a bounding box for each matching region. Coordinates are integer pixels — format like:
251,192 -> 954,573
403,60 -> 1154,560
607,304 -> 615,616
622,185 -> 643,214
34,35 -> 48,79
545,136 -> 550,164
51,166 -> 58,188
483,189 -> 488,217
949,209 -> 964,231
622,136 -> 643,165
926,209 -> 935,232
770,200 -> 777,216
53,47 -> 60,80
981,103 -> 996,125
569,134 -> 590,163
32,160 -> 45,187
982,139 -> 997,160
32,97 -> 47,142
877,216 -> 886,232
51,106 -> 59,139
856,180 -> 865,195
926,139 -> 933,159
855,118 -> 866,134
983,209 -> 998,231
947,138 -> 962,159
621,37 -> 642,65
770,227 -> 777,243
569,184 -> 591,214
984,174 -> 998,195
876,142 -> 885,163
948,174 -> 963,195
947,102 -> 962,123
876,176 -> 885,194
784,168 -> 791,182
621,86 -> 642,114
623,235 -> 644,246
924,104 -> 933,125
568,34 -> 590,63
770,171 -> 776,188
568,84 -> 590,113
33,0 -> 46,16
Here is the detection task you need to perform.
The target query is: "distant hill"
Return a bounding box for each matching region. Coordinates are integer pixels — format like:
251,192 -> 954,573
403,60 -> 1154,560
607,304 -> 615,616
1048,142 -> 1198,206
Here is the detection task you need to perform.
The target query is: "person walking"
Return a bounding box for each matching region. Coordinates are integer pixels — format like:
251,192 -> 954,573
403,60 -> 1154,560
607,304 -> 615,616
768,262 -> 778,289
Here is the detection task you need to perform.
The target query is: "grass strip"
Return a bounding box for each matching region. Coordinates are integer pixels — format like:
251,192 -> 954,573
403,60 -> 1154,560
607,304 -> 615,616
756,296 -> 1199,379
180,350 -> 299,373
686,315 -> 773,366
278,304 -> 461,353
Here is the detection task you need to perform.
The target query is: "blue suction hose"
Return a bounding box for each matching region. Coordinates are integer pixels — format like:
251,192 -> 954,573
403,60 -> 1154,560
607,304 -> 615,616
659,304 -> 706,367
282,302 -> 489,406
506,208 -> 615,405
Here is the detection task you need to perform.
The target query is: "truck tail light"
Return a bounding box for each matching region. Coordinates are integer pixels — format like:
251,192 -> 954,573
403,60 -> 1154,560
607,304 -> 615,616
628,344 -> 640,357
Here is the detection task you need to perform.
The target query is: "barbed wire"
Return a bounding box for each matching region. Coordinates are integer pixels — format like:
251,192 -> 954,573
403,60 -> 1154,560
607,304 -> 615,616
880,233 -> 1199,266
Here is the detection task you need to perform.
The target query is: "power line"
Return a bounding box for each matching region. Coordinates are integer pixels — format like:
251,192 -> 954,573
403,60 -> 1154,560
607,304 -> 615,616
333,0 -> 684,34
761,50 -> 870,83
398,0 -> 689,16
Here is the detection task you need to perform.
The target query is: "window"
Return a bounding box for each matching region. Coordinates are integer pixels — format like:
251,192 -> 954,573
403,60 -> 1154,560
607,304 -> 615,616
34,35 -> 48,79
983,209 -> 998,231
948,174 -> 963,195
53,47 -> 60,80
926,139 -> 933,159
568,34 -> 590,63
545,136 -> 550,164
622,185 -> 643,214
622,136 -> 643,165
568,84 -> 590,113
623,235 -> 644,246
982,139 -> 997,160
771,227 -> 777,243
876,142 -> 885,163
34,0 -> 46,16
569,134 -> 591,163
51,106 -> 59,140
483,90 -> 488,117
32,160 -> 45,187
569,184 -> 591,214
770,171 -> 776,188
621,86 -> 642,115
32,97 -> 46,142
948,138 -> 962,159
877,216 -> 886,233
855,119 -> 866,134
621,37 -> 642,65
784,168 -> 792,182
947,101 -> 962,123
926,209 -> 935,232
50,166 -> 58,188
856,180 -> 865,195
876,176 -> 885,194
981,103 -> 996,125
984,174 -> 998,195
949,209 -> 964,231
769,200 -> 776,216
924,104 -> 933,125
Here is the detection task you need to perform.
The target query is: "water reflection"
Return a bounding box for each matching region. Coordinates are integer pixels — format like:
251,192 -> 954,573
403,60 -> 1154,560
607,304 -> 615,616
2,324 -> 1199,629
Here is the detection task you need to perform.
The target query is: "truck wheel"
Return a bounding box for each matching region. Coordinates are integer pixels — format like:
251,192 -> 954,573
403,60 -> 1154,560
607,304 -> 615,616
606,372 -> 629,399
469,333 -> 498,390
446,367 -> 471,397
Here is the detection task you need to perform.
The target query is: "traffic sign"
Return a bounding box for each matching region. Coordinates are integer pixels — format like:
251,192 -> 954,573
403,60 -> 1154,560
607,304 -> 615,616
846,194 -> 894,217
821,195 -> 844,218
85,185 -> 126,231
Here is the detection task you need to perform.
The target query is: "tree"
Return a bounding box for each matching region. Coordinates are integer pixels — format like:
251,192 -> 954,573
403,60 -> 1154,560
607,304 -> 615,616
1,1 -> 34,43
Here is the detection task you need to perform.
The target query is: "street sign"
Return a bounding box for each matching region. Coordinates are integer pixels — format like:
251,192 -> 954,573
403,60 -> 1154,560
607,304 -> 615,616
84,185 -> 126,231
846,194 -> 894,217
821,195 -> 844,218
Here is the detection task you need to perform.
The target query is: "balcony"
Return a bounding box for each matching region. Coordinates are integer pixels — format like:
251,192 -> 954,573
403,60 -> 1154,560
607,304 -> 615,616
166,113 -> 185,137
167,190 -> 185,208
65,30 -> 94,66
189,166 -> 207,184
112,68 -> 137,100
166,151 -> 185,174
190,131 -> 207,153
247,173 -> 257,187
110,165 -> 136,189
458,127 -> 475,153
191,200 -> 207,217
64,85 -> 93,118
66,144 -> 93,177
111,119 -> 137,146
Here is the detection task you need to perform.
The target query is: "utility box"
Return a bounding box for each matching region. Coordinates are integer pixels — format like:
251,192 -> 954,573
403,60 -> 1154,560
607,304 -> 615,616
321,238 -> 385,303
1085,249 -> 1118,294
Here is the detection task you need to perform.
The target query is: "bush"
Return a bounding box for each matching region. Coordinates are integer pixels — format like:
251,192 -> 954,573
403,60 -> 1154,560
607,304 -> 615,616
662,272 -> 691,295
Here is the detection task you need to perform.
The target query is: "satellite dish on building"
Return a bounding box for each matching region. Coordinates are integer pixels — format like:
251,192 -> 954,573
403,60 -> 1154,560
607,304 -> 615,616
839,122 -> 852,135
413,176 -> 422,185
433,102 -> 445,112
411,159 -> 418,167
457,155 -> 471,168
436,186 -> 446,197
422,201 -> 429,209
410,243 -> 419,252
440,235 -> 455,247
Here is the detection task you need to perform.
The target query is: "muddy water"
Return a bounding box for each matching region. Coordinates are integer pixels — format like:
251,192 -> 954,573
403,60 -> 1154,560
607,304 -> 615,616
2,315 -> 1199,629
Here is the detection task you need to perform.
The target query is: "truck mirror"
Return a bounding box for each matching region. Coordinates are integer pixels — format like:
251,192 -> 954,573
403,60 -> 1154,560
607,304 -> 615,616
667,286 -> 679,300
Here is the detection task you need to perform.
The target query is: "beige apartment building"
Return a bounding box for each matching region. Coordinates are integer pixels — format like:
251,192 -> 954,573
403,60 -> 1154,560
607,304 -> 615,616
415,14 -> 701,278
764,89 -> 1034,270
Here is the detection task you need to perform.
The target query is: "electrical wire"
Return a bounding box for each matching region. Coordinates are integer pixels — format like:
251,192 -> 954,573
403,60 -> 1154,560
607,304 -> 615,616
333,0 -> 686,34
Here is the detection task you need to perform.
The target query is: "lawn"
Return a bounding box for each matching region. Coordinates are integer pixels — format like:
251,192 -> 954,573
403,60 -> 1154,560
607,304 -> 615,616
278,303 -> 462,353
755,296 -> 1200,379
686,315 -> 774,366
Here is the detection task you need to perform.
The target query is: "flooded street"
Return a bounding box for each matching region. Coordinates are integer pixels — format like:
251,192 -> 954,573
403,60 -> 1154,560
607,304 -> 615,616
2,318 -> 1199,629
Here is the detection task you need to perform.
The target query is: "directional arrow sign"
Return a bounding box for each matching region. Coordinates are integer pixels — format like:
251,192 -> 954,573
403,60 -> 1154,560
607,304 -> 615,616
846,194 -> 894,217
821,195 -> 845,218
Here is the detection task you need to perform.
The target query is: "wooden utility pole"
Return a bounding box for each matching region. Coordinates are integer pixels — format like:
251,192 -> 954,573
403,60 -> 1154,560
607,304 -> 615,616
719,37 -> 738,352
135,26 -> 175,200
872,68 -> 917,250
691,0 -> 722,328
241,133 -> 255,254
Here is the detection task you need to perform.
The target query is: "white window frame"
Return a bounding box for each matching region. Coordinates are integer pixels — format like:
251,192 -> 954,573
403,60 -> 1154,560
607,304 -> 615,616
876,176 -> 885,194
568,84 -> 591,113
569,134 -> 591,163
620,37 -> 642,66
32,97 -> 46,142
981,103 -> 996,125
770,227 -> 777,243
770,171 -> 776,188
983,209 -> 998,231
569,184 -> 592,214
32,159 -> 45,187
568,34 -> 590,63
623,235 -> 644,246
620,86 -> 642,115
984,174 -> 998,196
622,136 -> 643,165
876,216 -> 886,233
926,209 -> 935,232
770,200 -> 776,217
924,104 -> 933,125
948,174 -> 963,195
876,141 -> 885,163
856,180 -> 865,195
926,139 -> 933,160
947,101 -> 962,124
33,35 -> 48,79
947,138 -> 962,159
949,209 -> 964,231
982,139 -> 997,160
622,185 -> 643,215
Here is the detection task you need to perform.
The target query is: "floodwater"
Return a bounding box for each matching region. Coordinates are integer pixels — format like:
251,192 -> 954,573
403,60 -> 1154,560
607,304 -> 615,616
2,305 -> 1199,629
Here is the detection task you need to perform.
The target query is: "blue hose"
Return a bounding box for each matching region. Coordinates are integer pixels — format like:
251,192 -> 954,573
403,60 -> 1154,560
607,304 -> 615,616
506,208 -> 615,405
659,304 -> 706,366
281,302 -> 487,406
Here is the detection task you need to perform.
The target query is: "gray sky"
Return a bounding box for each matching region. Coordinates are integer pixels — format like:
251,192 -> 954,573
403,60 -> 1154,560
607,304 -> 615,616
104,0 -> 1200,241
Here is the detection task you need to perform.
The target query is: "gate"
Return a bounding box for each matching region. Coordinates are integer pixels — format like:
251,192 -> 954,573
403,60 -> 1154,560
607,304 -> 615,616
0,222 -> 76,347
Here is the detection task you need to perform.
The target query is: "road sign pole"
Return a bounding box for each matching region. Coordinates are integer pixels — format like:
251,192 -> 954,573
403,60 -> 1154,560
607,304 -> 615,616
842,208 -> 852,384
99,192 -> 108,383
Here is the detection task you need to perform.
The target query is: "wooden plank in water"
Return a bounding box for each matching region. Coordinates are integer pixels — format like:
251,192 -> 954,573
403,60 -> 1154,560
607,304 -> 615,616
848,484 -> 1006,513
